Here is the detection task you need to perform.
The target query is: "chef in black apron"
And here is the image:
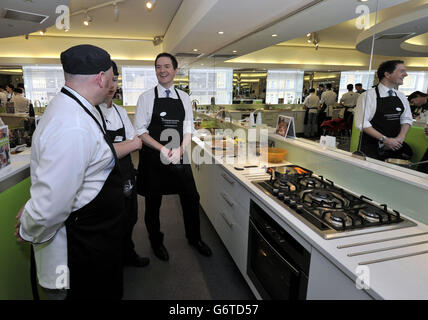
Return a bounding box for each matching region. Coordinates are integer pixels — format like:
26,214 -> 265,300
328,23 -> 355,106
17,45 -> 126,300
134,53 -> 212,261
96,61 -> 149,268
356,60 -> 413,161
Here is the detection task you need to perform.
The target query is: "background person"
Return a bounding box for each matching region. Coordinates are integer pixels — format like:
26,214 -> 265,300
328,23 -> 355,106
97,61 -> 148,268
10,88 -> 30,113
355,83 -> 366,94
354,60 -> 413,161
15,44 -> 125,300
340,84 -> 359,127
134,52 -> 212,262
408,91 -> 428,121
303,88 -> 320,138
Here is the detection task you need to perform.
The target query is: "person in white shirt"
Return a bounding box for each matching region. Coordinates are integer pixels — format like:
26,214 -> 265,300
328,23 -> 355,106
354,60 -> 413,161
15,45 -> 124,300
303,88 -> 320,138
320,83 -> 338,119
134,52 -> 212,261
340,84 -> 359,126
0,86 -> 7,106
10,88 -> 30,113
5,84 -> 14,101
96,61 -> 148,268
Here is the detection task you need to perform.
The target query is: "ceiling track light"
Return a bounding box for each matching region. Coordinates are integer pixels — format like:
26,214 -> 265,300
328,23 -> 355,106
83,12 -> 92,26
39,29 -> 46,35
145,0 -> 156,11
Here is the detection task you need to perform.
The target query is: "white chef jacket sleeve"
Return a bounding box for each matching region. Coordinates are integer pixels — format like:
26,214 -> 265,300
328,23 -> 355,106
19,127 -> 91,244
118,106 -> 136,140
180,91 -> 195,135
354,91 -> 376,130
134,92 -> 152,136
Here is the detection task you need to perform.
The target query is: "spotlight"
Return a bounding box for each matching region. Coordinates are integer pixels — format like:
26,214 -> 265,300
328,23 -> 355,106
83,13 -> 92,26
145,0 -> 156,11
39,29 -> 46,35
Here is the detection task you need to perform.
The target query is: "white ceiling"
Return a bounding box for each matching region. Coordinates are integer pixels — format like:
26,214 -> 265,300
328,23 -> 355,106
0,0 -> 426,71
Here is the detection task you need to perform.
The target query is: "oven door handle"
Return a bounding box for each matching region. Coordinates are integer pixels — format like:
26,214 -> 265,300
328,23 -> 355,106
250,219 -> 300,277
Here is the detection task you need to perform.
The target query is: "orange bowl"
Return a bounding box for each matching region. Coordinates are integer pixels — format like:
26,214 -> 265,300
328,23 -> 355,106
261,147 -> 288,163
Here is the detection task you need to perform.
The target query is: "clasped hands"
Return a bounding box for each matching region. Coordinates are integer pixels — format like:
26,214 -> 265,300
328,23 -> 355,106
383,136 -> 404,151
160,146 -> 183,164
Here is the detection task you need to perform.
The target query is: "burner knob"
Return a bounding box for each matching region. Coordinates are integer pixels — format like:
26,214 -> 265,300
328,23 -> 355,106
278,192 -> 284,200
273,188 -> 279,195
296,204 -> 303,213
289,200 -> 296,208
283,196 -> 290,203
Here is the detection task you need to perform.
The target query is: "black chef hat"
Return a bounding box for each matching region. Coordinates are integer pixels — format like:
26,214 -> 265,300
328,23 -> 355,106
60,44 -> 112,75
111,60 -> 119,76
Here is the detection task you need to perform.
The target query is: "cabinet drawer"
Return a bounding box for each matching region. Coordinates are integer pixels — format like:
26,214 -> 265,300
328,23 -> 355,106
214,205 -> 248,275
215,190 -> 249,232
214,165 -> 251,213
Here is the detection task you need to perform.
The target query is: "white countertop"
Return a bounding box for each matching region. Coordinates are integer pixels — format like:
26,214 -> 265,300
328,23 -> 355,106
192,136 -> 428,299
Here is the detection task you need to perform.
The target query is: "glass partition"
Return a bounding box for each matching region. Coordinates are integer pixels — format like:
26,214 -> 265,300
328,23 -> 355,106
266,70 -> 304,104
22,65 -> 64,106
189,68 -> 233,105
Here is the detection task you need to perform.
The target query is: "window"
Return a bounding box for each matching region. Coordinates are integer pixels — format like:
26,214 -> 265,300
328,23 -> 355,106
339,71 -> 375,100
189,68 -> 233,104
266,70 -> 304,104
122,66 -> 157,106
400,72 -> 428,97
22,65 -> 65,106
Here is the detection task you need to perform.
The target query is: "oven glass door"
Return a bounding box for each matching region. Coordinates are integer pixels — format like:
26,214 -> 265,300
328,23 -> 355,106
248,219 -> 306,300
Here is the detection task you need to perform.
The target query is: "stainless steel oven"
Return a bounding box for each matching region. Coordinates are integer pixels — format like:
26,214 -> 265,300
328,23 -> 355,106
247,200 -> 310,300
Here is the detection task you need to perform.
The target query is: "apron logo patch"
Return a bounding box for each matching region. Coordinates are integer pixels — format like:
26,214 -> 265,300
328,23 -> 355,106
160,112 -> 167,117
395,107 -> 402,112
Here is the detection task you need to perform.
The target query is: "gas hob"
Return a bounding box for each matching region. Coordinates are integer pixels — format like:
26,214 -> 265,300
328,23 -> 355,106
253,165 -> 416,239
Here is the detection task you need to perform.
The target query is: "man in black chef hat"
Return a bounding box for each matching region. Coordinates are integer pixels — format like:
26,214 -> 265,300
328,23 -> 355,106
16,44 -> 127,300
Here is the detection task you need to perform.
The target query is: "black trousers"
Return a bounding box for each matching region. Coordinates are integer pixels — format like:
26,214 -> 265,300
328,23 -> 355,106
144,193 -> 201,247
123,189 -> 139,262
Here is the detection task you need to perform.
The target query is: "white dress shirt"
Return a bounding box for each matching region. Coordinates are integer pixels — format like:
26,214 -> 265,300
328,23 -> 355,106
303,93 -> 320,114
98,102 -> 136,141
134,84 -> 195,137
19,86 -> 115,289
11,95 -> 30,113
354,82 -> 413,130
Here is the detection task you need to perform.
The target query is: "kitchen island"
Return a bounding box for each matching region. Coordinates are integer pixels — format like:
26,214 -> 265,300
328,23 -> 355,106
190,121 -> 428,299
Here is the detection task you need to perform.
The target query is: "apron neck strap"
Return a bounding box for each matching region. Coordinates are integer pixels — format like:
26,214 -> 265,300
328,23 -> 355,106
61,87 -> 121,170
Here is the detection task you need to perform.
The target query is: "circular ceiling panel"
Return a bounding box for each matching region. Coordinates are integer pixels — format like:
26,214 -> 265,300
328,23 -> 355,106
356,6 -> 428,57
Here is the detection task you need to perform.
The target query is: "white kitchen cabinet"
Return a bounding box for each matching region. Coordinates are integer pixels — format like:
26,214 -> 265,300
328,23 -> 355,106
307,249 -> 373,300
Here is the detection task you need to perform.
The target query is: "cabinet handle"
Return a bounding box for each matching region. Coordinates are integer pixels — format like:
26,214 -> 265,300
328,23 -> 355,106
219,211 -> 234,229
221,192 -> 235,207
221,172 -> 235,185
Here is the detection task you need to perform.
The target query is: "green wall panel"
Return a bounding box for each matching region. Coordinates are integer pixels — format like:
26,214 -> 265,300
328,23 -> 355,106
0,177 -> 33,300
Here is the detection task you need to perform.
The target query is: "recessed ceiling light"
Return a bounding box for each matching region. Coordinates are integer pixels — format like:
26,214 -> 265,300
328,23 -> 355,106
218,31 -> 224,35
193,49 -> 198,52
272,34 -> 278,37
233,50 -> 237,53
359,0 -> 368,2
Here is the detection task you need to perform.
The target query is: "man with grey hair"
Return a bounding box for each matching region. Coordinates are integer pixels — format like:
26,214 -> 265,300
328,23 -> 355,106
15,44 -> 125,300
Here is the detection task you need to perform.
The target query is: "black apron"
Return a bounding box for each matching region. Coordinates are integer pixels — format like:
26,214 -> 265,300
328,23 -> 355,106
61,88 -> 125,300
95,104 -> 138,261
360,86 -> 412,161
137,87 -> 197,196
